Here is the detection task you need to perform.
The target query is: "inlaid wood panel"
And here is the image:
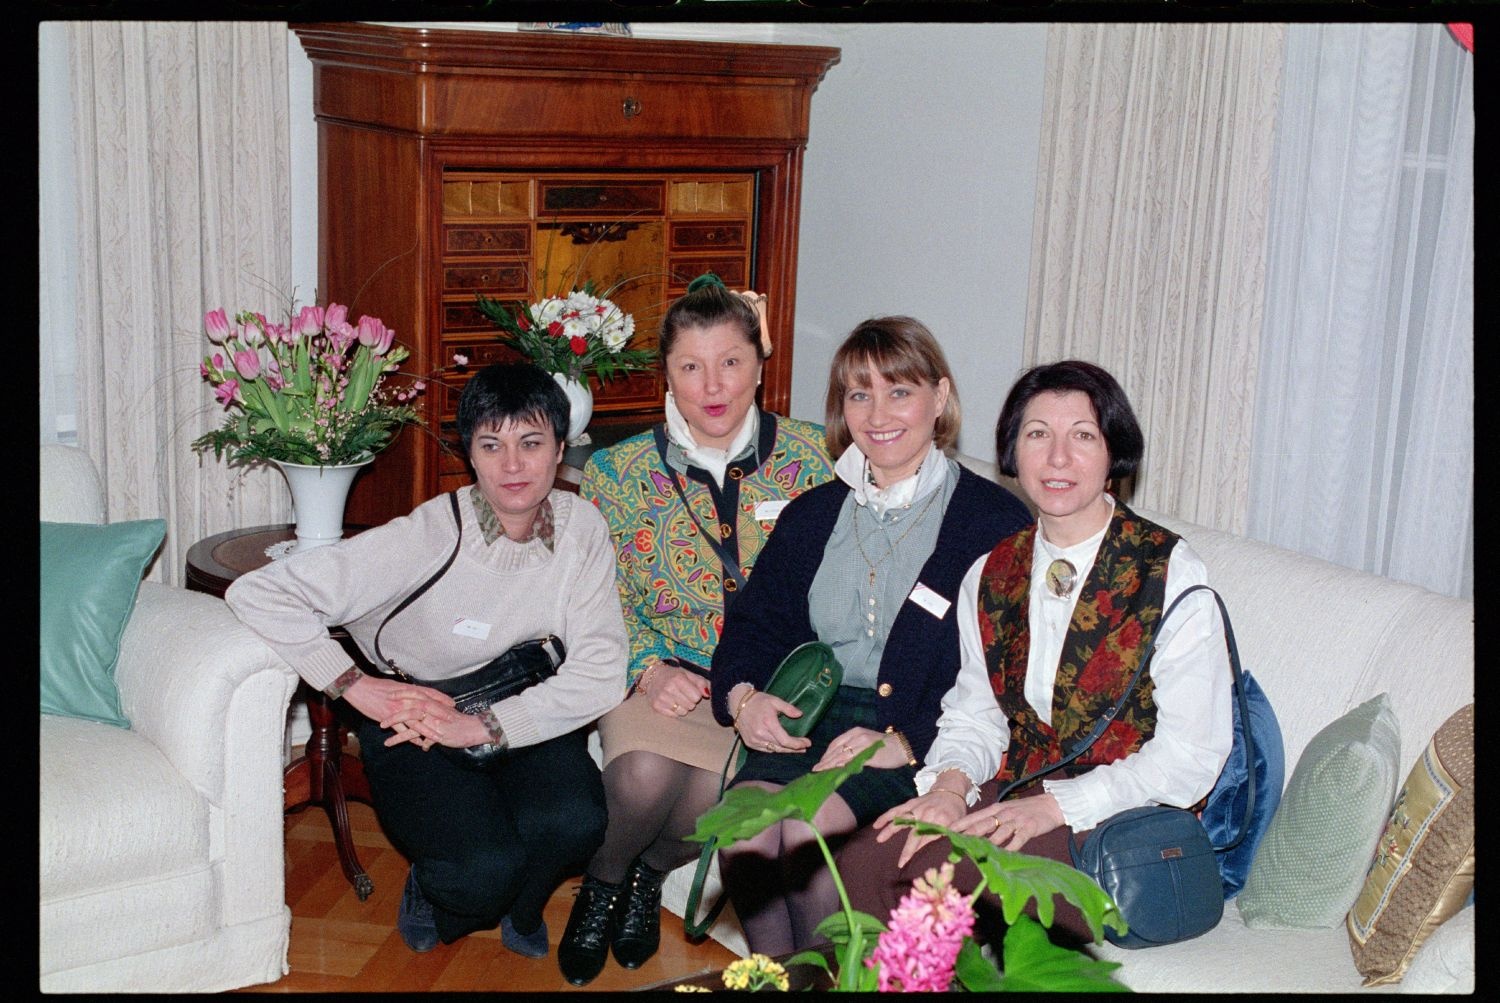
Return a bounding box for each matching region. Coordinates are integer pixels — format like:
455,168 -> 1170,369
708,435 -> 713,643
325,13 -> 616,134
294,23 -> 839,527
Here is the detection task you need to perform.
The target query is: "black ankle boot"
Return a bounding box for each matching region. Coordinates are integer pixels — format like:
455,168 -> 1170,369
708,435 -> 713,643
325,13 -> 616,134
611,858 -> 666,969
558,875 -> 621,986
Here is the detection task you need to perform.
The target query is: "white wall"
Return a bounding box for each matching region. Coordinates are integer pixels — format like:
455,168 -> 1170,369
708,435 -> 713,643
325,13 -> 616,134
775,24 -> 1047,459
285,22 -> 1049,461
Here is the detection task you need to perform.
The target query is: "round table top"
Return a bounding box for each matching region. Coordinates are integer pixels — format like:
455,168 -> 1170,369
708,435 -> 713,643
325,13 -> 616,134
184,524 -> 368,599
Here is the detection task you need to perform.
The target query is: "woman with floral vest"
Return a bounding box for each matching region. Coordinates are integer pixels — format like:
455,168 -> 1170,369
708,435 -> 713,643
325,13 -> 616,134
840,360 -> 1234,946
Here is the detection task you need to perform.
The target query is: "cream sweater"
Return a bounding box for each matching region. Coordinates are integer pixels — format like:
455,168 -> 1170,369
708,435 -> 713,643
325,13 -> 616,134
226,489 -> 628,749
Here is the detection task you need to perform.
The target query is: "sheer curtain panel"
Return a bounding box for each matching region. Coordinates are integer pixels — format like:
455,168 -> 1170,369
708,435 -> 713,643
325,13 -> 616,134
1247,23 -> 1472,600
67,22 -> 293,584
1024,23 -> 1286,532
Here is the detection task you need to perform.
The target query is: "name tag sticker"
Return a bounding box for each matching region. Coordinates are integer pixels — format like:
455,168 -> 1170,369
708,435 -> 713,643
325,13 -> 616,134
907,583 -> 951,620
452,617 -> 492,640
754,500 -> 790,521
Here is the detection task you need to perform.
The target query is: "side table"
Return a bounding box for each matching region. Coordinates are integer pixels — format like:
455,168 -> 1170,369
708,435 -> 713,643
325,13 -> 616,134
185,524 -> 377,901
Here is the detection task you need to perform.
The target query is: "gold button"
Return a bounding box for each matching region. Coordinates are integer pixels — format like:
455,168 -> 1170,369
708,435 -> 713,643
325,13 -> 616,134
724,577 -> 738,592
877,682 -> 893,697
728,467 -> 744,480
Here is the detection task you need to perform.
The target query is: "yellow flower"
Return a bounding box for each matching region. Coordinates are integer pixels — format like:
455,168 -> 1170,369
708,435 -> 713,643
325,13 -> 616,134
673,985 -> 711,993
722,953 -> 790,991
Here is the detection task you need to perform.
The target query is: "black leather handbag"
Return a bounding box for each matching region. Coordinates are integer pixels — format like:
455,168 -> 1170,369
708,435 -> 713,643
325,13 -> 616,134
996,584 -> 1254,949
371,491 -> 565,768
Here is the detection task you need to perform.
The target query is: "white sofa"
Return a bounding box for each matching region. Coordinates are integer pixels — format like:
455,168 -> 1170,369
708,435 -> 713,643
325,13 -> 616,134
647,453 -> 1474,993
39,446 -> 302,992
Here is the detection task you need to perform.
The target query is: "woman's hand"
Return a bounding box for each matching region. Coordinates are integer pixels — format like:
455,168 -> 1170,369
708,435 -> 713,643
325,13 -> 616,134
811,727 -> 910,772
872,787 -> 972,867
342,675 -> 458,751
387,700 -> 493,751
734,691 -> 813,754
640,662 -> 711,719
948,793 -> 1066,852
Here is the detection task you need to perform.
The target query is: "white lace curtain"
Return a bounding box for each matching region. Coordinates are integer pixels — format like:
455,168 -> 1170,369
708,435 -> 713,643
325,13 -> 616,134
1024,23 -> 1288,533
60,21 -> 294,584
1247,23 -> 1473,599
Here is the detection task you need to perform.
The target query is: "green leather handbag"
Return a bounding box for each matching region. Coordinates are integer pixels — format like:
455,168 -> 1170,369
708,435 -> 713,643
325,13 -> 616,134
683,640 -> 844,939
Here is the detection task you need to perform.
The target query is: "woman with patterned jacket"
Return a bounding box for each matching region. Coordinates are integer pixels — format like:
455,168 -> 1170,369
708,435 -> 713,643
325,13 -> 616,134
557,275 -> 834,985
840,360 -> 1234,946
707,317 -> 1033,957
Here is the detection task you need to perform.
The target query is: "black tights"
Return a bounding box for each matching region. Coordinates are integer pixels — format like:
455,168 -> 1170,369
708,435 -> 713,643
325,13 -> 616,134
586,750 -> 726,884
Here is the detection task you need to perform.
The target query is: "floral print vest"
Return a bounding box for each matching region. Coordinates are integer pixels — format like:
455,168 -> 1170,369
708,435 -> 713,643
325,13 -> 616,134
978,503 -> 1179,794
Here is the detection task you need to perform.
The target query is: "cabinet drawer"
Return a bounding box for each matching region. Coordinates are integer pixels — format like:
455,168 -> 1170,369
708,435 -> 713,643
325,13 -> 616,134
667,257 -> 747,292
443,299 -> 510,333
540,181 -> 664,215
670,222 -> 747,251
443,224 -> 531,256
441,261 -> 530,293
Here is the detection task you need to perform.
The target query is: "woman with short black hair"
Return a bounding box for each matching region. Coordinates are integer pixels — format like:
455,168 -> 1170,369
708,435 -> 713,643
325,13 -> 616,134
227,361 -> 627,960
841,359 -> 1232,946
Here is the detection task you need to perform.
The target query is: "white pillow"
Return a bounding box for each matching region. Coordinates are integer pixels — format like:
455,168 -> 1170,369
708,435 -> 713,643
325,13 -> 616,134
1397,903 -> 1473,994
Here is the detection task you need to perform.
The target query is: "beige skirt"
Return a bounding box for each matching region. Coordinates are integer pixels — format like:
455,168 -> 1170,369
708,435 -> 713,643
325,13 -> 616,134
597,691 -> 739,775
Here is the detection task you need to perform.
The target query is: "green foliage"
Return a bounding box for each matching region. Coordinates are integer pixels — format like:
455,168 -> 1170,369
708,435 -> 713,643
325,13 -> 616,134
688,742 -> 1132,992
474,283 -> 656,386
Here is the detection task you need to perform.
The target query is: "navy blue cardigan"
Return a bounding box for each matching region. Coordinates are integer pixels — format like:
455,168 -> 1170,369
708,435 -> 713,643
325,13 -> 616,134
710,465 -> 1032,762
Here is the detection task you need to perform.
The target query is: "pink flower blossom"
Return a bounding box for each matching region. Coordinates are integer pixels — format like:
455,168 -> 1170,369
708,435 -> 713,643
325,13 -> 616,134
212,353 -> 224,369
265,355 -> 286,390
199,361 -> 210,379
239,320 -> 264,347
324,303 -> 349,330
294,305 -> 324,336
204,308 -> 231,343
453,353 -> 469,366
232,348 -> 261,379
328,322 -> 357,352
213,379 -> 240,408
413,380 -> 426,392
356,314 -> 394,354
867,862 -> 975,993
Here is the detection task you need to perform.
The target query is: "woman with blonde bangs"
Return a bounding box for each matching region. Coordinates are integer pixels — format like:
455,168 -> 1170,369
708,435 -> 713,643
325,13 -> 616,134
707,316 -> 1032,956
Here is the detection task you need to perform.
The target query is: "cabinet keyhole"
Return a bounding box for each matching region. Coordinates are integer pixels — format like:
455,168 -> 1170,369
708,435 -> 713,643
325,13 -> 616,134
622,97 -> 642,119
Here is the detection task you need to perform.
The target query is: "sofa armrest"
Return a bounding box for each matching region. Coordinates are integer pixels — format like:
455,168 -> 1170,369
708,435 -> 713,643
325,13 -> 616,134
114,582 -> 299,806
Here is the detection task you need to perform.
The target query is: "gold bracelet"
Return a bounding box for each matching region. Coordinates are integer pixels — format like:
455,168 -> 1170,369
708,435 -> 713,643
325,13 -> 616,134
884,726 -> 918,767
928,787 -> 969,808
633,662 -> 660,697
731,687 -> 756,727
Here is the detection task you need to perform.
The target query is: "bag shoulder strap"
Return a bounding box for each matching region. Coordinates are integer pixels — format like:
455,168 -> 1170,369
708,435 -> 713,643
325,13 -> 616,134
994,583 -> 1255,851
373,491 -> 463,678
652,425 -> 748,596
683,732 -> 746,939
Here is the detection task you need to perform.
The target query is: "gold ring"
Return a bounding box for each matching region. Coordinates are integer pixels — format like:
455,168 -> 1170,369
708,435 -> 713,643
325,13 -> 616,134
989,816 -> 1001,835
672,702 -> 681,713
843,744 -> 854,756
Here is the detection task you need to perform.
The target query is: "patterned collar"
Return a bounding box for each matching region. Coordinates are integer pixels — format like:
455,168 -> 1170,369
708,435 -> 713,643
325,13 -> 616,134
469,486 -> 555,550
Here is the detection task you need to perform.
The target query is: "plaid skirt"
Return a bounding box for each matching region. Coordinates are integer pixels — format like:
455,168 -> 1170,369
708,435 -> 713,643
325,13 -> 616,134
729,685 -> 918,827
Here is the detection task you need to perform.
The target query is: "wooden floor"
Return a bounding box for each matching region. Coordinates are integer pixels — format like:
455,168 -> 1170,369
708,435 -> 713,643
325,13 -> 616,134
239,771 -> 739,992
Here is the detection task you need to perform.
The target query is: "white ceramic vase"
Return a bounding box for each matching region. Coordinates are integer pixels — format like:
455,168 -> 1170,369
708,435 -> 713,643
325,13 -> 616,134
274,457 -> 374,552
553,373 -> 594,443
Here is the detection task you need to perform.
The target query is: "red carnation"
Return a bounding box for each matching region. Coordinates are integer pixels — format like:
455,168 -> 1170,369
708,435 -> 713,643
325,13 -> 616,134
548,321 -> 566,337
569,335 -> 588,356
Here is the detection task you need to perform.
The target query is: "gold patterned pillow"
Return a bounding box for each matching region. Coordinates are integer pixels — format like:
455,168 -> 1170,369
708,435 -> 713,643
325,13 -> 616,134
1346,703 -> 1474,986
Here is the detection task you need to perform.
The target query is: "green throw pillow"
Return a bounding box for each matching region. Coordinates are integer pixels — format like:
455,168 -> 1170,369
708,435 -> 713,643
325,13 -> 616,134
1239,692 -> 1402,928
39,519 -> 166,728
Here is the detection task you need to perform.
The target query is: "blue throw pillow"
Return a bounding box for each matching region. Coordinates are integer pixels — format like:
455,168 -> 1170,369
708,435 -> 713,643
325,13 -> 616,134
40,519 -> 166,728
1202,670 -> 1285,898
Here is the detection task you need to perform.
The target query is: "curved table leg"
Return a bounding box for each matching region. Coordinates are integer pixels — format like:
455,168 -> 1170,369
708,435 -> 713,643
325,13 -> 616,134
284,683 -> 376,901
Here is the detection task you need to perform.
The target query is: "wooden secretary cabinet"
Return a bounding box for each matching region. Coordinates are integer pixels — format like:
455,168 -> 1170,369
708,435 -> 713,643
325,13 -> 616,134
293,24 -> 840,526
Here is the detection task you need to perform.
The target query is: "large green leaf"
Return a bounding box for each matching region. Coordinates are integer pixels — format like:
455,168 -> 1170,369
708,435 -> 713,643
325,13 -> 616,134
996,915 -> 1130,992
900,820 -> 1126,944
687,743 -> 880,848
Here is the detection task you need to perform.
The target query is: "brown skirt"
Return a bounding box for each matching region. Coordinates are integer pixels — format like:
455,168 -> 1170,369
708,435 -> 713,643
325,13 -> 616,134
597,691 -> 740,775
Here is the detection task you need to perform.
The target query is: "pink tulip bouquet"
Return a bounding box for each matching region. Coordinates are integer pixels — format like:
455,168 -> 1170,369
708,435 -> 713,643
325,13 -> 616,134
192,302 -> 431,466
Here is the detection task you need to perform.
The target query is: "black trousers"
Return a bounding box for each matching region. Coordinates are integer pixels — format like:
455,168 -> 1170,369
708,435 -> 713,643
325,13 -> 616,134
357,719 -> 607,944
